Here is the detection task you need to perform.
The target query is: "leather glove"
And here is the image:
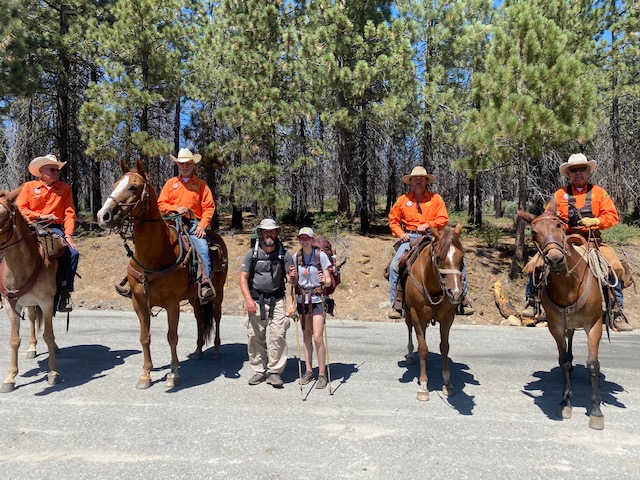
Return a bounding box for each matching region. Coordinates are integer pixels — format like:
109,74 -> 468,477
578,217 -> 600,228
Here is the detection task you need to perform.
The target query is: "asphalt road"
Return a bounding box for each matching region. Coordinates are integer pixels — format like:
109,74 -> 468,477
0,309 -> 639,479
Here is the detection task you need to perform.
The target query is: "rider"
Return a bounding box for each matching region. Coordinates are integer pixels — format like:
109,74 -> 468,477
387,165 -> 472,319
522,153 -> 632,331
16,154 -> 79,312
157,148 -> 216,303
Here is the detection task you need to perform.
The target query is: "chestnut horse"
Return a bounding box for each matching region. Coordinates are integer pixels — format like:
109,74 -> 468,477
97,160 -> 227,389
0,188 -> 60,392
404,223 -> 464,401
518,199 -> 605,430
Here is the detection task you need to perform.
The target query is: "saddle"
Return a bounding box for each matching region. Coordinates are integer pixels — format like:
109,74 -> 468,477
33,223 -> 68,259
384,234 -> 433,310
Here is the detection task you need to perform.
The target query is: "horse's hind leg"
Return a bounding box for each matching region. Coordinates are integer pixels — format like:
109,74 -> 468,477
27,307 -> 38,359
212,297 -> 222,360
165,305 -> 181,388
1,308 -> 22,393
440,317 -> 454,396
405,317 -> 415,365
586,320 -> 604,430
42,306 -> 59,385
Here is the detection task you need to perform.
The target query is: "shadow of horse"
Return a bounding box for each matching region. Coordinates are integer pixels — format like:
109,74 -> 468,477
523,366 -> 626,420
162,342 -> 248,392
20,345 -> 139,395
399,351 -> 478,415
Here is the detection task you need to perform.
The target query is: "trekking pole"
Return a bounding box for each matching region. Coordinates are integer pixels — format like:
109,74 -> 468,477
291,285 -> 303,398
321,293 -> 333,395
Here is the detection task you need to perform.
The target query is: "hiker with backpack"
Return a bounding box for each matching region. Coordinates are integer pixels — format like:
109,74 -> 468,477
239,218 -> 295,388
290,227 -> 332,389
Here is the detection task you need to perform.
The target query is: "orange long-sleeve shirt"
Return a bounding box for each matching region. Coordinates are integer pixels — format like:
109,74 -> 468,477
388,191 -> 449,237
157,175 -> 215,229
16,180 -> 76,235
552,184 -> 618,234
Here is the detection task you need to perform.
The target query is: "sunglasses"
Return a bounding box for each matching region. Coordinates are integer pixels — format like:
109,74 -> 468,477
568,167 -> 588,173
41,167 -> 59,173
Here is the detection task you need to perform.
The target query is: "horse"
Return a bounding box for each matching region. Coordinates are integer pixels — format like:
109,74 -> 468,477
97,159 -> 228,389
404,223 -> 464,401
0,187 -> 60,392
518,199 -> 605,430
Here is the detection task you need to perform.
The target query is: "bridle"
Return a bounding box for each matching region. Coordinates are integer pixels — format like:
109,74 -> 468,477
0,200 -> 24,251
530,215 -> 570,260
409,237 -> 463,306
106,172 -> 150,232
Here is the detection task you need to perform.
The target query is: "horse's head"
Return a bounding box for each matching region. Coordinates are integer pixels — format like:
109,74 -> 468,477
431,223 -> 465,304
97,159 -> 150,230
518,199 -> 568,272
0,187 -> 23,244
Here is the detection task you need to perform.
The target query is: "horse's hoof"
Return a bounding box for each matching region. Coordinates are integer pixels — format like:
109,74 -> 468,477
405,355 -> 415,365
589,415 -> 604,430
417,390 -> 430,401
0,382 -> 15,393
26,350 -> 36,359
47,373 -> 60,385
558,405 -> 572,419
442,385 -> 454,396
211,351 -> 221,361
165,373 -> 180,388
188,351 -> 203,360
136,378 -> 152,390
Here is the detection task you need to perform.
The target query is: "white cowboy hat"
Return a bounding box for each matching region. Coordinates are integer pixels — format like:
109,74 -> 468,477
170,148 -> 202,164
29,154 -> 67,177
298,227 -> 315,238
256,218 -> 280,232
402,166 -> 435,185
559,153 -> 597,178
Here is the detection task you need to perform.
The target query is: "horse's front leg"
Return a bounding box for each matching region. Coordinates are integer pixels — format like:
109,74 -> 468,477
405,316 -> 415,365
27,307 -> 38,359
550,325 -> 572,419
586,319 -> 604,430
439,313 -> 454,396
133,298 -> 153,390
414,317 -> 430,402
165,304 -> 181,388
1,305 -> 21,393
42,304 -> 59,385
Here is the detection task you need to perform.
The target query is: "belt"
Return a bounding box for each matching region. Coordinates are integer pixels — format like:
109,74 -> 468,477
404,229 -> 419,234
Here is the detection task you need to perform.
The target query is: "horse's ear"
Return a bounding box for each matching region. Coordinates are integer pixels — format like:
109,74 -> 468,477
120,158 -> 130,174
7,185 -> 23,203
432,227 -> 443,241
135,159 -> 147,180
546,197 -> 557,214
454,223 -> 463,236
517,210 -> 535,224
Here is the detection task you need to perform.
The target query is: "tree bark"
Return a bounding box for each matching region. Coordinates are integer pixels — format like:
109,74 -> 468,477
510,154 -> 528,279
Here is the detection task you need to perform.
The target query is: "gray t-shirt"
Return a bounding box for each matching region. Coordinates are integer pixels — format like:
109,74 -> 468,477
241,242 -> 293,297
293,248 -> 331,304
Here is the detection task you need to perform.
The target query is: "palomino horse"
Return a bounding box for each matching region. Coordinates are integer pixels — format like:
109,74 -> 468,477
97,160 -> 228,389
0,188 -> 60,392
518,199 -> 605,430
404,223 -> 464,401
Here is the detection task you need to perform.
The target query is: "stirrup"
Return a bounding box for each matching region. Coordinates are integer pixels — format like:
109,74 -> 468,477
115,277 -> 132,298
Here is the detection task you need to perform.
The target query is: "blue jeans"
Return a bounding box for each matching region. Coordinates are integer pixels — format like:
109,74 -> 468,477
50,227 -> 79,292
389,234 -> 468,306
526,273 -> 623,309
186,220 -> 211,278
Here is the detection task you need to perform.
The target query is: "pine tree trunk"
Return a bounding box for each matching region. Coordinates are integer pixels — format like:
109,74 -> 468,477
510,154 -> 528,279
494,172 -> 503,218
474,174 -> 482,226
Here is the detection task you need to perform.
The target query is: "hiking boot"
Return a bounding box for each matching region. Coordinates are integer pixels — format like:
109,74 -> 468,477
200,285 -> 215,304
266,373 -> 284,388
613,314 -> 633,332
388,308 -> 402,319
315,375 -> 328,389
521,305 -> 536,317
115,277 -> 131,298
248,372 -> 268,385
300,371 -> 314,385
58,290 -> 73,313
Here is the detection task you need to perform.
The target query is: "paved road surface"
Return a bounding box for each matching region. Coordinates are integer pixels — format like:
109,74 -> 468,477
0,309 -> 639,479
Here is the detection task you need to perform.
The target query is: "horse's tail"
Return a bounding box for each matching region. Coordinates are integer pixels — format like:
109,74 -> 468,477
200,300 -> 214,345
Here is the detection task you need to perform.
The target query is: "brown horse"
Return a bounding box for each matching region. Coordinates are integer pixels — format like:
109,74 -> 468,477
518,199 -> 605,430
404,223 -> 464,401
97,160 -> 228,389
0,187 -> 60,392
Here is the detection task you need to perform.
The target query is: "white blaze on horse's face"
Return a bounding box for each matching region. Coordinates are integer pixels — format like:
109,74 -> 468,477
97,174 -> 134,229
443,244 -> 464,301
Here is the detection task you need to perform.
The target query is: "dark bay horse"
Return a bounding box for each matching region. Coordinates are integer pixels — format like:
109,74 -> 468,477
97,160 -> 228,389
0,188 -> 60,392
518,199 -> 605,430
404,223 -> 464,401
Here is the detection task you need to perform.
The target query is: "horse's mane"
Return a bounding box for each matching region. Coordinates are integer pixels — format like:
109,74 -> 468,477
437,227 -> 463,261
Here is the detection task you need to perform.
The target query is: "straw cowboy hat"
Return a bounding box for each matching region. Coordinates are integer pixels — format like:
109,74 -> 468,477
402,166 -> 435,185
170,148 -> 202,164
559,153 -> 597,178
29,154 -> 67,177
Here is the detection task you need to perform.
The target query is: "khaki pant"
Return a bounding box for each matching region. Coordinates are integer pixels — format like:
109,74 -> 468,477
245,298 -> 290,375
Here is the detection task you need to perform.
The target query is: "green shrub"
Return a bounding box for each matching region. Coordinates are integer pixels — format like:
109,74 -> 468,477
601,224 -> 640,246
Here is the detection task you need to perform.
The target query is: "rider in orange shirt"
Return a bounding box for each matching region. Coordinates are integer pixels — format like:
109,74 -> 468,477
387,166 -> 472,319
16,154 -> 79,312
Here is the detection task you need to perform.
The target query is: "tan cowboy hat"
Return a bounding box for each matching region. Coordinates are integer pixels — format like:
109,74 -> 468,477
559,153 -> 597,178
29,154 -> 67,177
402,166 -> 435,185
170,148 -> 202,164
